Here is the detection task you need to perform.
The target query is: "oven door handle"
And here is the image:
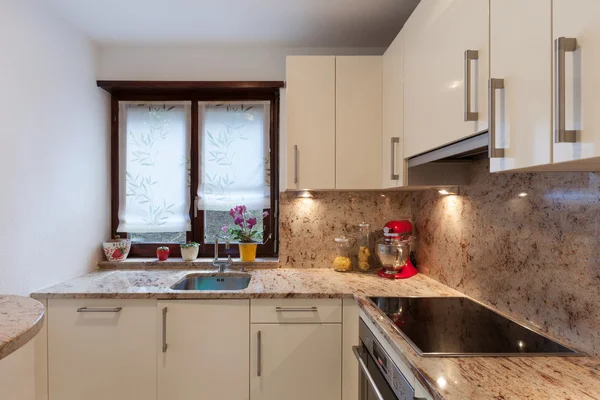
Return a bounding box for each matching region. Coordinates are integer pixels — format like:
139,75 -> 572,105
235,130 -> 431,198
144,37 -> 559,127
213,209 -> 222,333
353,346 -> 385,400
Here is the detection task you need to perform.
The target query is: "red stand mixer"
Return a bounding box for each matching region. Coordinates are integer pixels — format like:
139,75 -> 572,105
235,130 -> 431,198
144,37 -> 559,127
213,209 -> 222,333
375,220 -> 418,279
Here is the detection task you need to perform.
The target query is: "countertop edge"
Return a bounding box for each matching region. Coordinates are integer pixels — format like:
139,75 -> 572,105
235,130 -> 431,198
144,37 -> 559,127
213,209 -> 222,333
0,297 -> 45,361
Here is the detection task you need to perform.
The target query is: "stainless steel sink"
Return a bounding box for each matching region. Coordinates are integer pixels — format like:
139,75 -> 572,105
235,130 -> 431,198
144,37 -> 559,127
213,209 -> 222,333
170,274 -> 251,291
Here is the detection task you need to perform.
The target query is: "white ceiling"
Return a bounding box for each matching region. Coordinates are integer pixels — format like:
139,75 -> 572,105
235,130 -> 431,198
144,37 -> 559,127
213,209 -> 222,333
44,0 -> 420,47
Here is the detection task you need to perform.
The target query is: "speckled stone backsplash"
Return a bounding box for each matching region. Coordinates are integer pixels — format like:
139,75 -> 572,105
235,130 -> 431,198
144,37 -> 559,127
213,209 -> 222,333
279,191 -> 412,267
412,159 -> 600,357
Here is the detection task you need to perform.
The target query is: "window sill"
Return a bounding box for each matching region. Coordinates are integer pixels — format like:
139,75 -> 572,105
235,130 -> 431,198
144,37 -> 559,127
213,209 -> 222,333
98,257 -> 280,270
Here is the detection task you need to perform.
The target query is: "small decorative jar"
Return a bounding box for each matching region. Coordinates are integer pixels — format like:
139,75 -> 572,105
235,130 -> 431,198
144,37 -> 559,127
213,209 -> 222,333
156,246 -> 170,261
102,235 -> 131,262
180,242 -> 199,261
357,223 -> 371,272
333,236 -> 353,272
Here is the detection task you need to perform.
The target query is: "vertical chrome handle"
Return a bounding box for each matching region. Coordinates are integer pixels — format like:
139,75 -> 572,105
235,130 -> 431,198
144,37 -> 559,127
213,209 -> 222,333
555,37 -> 578,143
390,137 -> 400,180
488,78 -> 505,158
464,50 -> 479,121
352,346 -> 385,400
193,196 -> 199,218
293,145 -> 298,184
257,330 -> 262,377
162,307 -> 168,353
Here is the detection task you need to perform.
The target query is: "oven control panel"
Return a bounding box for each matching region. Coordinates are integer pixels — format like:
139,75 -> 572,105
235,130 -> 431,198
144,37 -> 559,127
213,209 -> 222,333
360,320 -> 414,400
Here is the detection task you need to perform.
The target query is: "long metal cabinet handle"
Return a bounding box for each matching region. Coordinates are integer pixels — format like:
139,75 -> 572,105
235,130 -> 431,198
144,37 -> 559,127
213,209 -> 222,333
193,196 -> 199,218
77,307 -> 122,313
257,330 -> 262,377
464,50 -> 479,121
352,346 -> 384,400
275,306 -> 318,312
390,137 -> 400,180
488,78 -> 505,158
293,144 -> 299,184
555,37 -> 578,143
162,307 -> 168,353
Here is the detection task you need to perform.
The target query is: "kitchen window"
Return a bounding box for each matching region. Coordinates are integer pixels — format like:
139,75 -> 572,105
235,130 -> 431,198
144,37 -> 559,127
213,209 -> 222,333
101,81 -> 282,258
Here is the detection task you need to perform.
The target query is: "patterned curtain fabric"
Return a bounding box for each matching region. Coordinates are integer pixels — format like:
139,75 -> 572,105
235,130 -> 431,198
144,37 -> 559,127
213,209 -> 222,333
197,101 -> 271,212
117,102 -> 191,233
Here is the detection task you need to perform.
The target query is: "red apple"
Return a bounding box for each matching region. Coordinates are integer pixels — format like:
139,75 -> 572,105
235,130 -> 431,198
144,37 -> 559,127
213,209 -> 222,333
157,246 -> 170,261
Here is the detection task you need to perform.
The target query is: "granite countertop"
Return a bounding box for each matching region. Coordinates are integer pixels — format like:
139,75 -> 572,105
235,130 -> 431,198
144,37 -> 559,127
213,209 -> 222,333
0,295 -> 45,360
31,268 -> 600,399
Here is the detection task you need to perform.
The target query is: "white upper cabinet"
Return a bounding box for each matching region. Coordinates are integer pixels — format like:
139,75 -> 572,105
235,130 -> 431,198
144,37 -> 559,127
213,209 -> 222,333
489,0 -> 552,172
286,56 -> 383,190
286,56 -> 336,190
552,0 -> 600,164
382,31 -> 405,188
403,0 -> 489,158
336,56 -> 383,190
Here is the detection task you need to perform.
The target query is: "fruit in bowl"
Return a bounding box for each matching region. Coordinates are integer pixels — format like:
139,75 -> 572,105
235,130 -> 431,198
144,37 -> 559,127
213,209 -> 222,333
102,236 -> 131,261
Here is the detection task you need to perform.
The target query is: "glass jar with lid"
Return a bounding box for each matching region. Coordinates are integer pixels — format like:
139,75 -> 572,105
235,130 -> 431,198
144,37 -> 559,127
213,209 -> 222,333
333,236 -> 353,272
357,223 -> 371,272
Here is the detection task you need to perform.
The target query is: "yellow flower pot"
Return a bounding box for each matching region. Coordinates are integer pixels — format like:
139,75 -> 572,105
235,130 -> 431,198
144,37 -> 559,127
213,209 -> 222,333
239,243 -> 258,262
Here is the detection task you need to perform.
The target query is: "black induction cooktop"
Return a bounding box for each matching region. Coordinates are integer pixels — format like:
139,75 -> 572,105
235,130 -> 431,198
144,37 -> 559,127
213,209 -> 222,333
369,297 -> 578,357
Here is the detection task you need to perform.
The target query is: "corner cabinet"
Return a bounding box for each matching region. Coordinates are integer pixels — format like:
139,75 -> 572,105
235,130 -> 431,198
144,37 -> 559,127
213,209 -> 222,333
382,30 -> 405,188
157,300 -> 250,400
286,56 -> 383,190
47,299 -> 157,400
403,0 -> 489,158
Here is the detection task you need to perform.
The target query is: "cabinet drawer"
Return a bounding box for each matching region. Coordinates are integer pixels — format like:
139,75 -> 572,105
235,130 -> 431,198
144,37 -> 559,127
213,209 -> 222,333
251,298 -> 342,323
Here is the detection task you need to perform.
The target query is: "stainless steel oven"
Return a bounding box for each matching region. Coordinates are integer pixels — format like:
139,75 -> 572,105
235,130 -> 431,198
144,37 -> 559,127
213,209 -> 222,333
353,319 -> 419,400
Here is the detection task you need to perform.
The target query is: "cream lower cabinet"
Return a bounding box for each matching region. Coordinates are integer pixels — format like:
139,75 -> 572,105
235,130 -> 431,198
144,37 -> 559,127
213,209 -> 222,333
158,300 -> 250,400
250,298 -> 343,400
47,299 -> 157,400
250,324 -> 342,400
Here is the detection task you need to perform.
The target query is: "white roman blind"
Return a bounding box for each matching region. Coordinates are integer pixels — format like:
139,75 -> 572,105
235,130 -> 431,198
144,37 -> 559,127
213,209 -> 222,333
117,102 -> 191,233
197,101 -> 271,212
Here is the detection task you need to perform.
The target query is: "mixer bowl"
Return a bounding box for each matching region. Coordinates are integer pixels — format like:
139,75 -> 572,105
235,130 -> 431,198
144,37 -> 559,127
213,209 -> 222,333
375,238 -> 412,272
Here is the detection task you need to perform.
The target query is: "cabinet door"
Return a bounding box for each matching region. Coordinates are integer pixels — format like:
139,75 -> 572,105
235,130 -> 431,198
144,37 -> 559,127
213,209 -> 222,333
489,0 -> 552,172
336,56 -> 383,189
382,31 -> 404,188
552,0 -> 600,164
286,56 -> 336,190
404,0 -> 488,158
250,324 -> 342,400
48,299 -> 157,400
158,300 -> 249,400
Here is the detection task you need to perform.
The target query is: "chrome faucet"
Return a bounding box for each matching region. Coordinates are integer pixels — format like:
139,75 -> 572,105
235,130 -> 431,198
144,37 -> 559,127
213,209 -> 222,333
213,235 -> 233,272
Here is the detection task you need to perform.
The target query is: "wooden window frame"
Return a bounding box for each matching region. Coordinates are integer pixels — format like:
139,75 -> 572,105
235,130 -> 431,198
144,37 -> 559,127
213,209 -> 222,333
100,81 -> 283,258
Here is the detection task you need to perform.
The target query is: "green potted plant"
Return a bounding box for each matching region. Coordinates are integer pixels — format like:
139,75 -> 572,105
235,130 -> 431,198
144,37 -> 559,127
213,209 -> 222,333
222,205 -> 268,262
180,242 -> 200,261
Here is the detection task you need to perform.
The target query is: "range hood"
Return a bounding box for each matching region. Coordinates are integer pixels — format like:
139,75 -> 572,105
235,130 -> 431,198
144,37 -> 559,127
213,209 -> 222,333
406,131 -> 489,187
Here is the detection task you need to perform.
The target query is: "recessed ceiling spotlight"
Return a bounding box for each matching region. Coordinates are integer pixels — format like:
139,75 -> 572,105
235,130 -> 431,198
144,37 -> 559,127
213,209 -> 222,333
518,192 -> 528,197
438,189 -> 450,195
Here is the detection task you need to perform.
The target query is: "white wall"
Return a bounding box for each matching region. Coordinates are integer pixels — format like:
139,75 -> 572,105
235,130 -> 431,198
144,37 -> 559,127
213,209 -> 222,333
99,45 -> 385,80
0,1 -> 110,399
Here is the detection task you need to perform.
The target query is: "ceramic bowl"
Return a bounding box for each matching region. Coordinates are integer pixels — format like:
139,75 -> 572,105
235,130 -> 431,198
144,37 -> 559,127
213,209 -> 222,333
102,239 -> 131,261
